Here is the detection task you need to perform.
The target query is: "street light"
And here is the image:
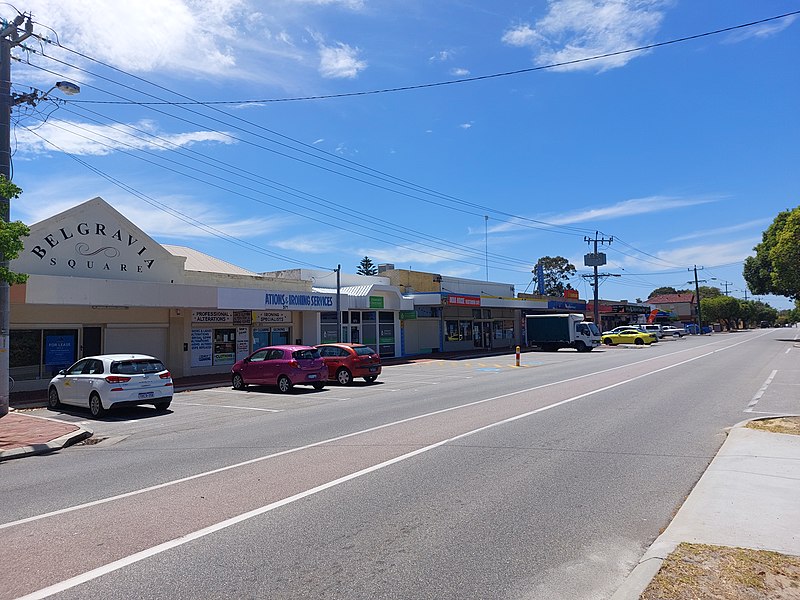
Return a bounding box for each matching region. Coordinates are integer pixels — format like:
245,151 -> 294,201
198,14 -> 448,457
1,13 -> 80,416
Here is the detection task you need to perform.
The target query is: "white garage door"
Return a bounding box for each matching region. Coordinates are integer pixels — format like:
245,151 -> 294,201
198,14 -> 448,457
104,327 -> 168,361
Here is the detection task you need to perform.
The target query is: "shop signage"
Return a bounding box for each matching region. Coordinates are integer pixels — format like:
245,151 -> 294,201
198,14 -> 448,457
192,310 -> 232,323
190,329 -> 213,367
369,296 -> 384,309
548,300 -> 586,311
399,310 -> 417,320
446,294 -> 481,307
253,311 -> 291,323
564,289 -> 579,299
264,292 -> 335,310
236,327 -> 250,361
233,310 -> 251,325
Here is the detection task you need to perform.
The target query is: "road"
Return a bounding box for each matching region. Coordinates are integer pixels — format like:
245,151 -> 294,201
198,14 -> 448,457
1,328 -> 797,599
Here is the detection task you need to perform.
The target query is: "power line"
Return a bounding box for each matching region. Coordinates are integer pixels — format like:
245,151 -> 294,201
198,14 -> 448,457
50,10 -> 800,106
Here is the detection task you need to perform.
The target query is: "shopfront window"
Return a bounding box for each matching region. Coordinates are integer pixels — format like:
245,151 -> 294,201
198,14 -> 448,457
10,330 -> 44,381
362,311 -> 377,347
213,328 -> 236,365
320,312 -> 338,344
378,311 -> 395,357
446,320 -> 460,341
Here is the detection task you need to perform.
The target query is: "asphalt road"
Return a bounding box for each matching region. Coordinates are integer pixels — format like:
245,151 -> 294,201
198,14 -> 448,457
2,328 -> 797,599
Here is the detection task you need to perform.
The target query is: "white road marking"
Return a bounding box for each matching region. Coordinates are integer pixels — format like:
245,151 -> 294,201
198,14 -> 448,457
12,336 -> 765,599
744,369 -> 778,413
173,402 -> 283,413
786,347 -> 792,354
1,331 -> 761,534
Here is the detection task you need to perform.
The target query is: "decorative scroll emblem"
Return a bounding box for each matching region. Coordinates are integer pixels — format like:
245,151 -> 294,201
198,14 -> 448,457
76,243 -> 120,258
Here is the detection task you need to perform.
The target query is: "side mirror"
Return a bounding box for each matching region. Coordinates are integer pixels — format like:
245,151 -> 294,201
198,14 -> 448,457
58,369 -> 66,376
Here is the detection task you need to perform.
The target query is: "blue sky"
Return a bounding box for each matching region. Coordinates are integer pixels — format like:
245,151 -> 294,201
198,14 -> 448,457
6,0 -> 799,309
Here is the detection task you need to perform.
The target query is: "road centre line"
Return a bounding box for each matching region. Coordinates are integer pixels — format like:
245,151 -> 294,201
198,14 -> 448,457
745,369 -> 778,413
16,335 -> 761,600
1,331 -> 768,534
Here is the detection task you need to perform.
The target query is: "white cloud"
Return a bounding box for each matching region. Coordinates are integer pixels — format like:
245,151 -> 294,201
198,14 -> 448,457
502,0 -> 669,72
545,195 -> 717,225
429,50 -> 454,62
15,118 -> 235,156
725,14 -> 797,43
459,122 -> 474,129
271,233 -> 343,254
318,43 -> 367,78
291,0 -> 365,8
668,218 -> 772,243
450,67 -> 471,77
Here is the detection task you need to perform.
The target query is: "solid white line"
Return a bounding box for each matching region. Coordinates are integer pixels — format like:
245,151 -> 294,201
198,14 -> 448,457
1,333 -> 760,534
744,369 -> 778,413
15,346 -> 728,600
173,402 -> 282,413
786,347 -> 792,354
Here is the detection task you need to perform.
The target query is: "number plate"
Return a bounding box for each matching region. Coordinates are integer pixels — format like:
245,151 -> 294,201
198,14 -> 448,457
138,391 -> 154,399
369,367 -> 378,372
307,374 -> 317,380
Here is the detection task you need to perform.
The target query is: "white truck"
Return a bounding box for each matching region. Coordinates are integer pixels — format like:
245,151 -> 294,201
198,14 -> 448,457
526,313 -> 601,352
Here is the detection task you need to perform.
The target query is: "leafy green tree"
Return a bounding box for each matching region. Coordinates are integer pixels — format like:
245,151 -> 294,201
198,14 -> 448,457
738,299 -> 778,328
701,295 -> 740,330
357,256 -> 377,276
744,206 -> 800,301
649,286 -> 678,297
698,286 -> 722,300
534,256 -> 576,296
0,175 -> 30,284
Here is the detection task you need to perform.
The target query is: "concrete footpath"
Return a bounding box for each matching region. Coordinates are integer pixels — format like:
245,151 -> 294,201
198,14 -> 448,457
1,380 -> 798,597
612,417 -> 800,598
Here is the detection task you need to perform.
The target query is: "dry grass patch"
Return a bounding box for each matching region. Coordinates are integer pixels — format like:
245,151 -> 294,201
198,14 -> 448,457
746,416 -> 800,436
641,543 -> 800,599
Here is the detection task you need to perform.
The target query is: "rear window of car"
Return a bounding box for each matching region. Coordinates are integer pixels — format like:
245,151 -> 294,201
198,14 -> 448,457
354,347 -> 377,356
111,359 -> 167,375
293,349 -> 321,360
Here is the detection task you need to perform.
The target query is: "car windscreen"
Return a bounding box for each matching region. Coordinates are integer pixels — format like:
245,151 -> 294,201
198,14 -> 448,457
587,323 -> 601,336
354,347 -> 377,356
111,359 -> 167,374
293,349 -> 321,360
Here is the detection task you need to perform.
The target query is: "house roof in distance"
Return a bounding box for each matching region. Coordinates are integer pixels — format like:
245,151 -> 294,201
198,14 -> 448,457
648,293 -> 695,304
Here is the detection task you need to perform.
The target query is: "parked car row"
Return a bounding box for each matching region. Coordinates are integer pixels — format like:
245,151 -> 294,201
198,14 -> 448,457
46,343 -> 383,418
602,323 -> 688,340
230,343 -> 382,393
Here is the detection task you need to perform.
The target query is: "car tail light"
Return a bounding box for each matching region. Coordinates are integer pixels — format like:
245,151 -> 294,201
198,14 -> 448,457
105,375 -> 131,384
289,359 -> 299,368
159,371 -> 171,379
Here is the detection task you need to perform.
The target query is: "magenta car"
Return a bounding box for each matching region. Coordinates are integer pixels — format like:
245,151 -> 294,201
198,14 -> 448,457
231,345 -> 327,393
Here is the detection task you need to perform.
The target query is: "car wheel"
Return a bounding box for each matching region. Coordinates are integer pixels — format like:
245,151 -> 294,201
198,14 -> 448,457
364,376 -> 378,383
312,382 -> 325,390
154,401 -> 171,411
603,338 -> 613,346
47,387 -> 61,410
277,375 -> 293,393
232,372 -> 247,390
89,393 -> 106,418
575,341 -> 587,352
634,338 -> 644,346
336,368 -> 353,386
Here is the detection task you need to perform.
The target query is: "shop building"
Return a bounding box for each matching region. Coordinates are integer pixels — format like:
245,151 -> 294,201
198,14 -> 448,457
9,198 -> 409,390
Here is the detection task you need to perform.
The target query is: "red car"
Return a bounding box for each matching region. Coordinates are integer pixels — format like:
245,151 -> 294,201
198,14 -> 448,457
315,343 -> 381,385
231,345 -> 327,393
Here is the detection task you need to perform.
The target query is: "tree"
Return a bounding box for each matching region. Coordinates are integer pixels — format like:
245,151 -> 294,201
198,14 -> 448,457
698,286 -> 722,300
744,206 -> 800,301
357,256 -> 377,276
700,296 -> 740,330
534,256 -> 575,296
738,299 -> 778,328
0,175 -> 30,285
649,286 -> 678,298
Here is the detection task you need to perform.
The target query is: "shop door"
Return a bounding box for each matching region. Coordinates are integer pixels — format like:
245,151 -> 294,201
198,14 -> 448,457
271,327 -> 289,345
82,327 -> 102,357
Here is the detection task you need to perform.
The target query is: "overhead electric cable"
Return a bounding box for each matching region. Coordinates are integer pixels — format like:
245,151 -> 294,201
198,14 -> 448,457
49,10 -> 800,106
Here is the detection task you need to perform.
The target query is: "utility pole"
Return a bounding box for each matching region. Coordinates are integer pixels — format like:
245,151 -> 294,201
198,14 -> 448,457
484,215 -> 488,282
0,13 -> 33,418
584,232 -> 613,327
336,264 -> 341,343
689,265 -> 704,334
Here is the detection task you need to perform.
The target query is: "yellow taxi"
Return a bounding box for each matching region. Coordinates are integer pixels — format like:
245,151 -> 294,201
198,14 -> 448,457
601,328 -> 657,346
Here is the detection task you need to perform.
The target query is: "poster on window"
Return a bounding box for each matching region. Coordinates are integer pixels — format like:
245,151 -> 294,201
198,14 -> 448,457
236,327 -> 250,361
45,335 -> 75,373
191,329 -> 213,368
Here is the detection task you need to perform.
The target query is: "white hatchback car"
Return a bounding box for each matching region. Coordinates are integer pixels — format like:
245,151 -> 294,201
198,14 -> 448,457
48,354 -> 173,417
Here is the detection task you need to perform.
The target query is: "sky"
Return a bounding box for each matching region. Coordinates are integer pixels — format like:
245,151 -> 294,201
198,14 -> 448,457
4,0 -> 799,309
